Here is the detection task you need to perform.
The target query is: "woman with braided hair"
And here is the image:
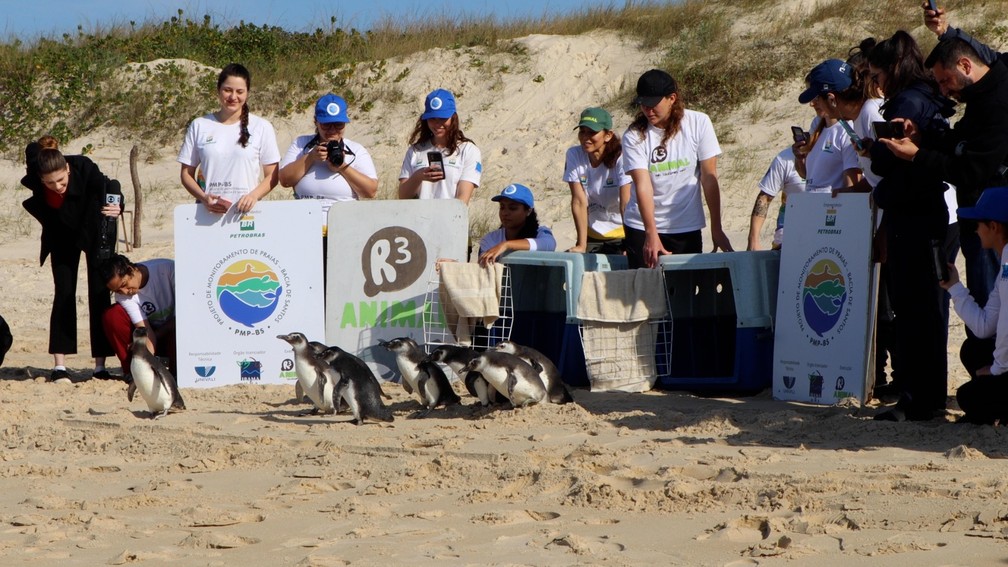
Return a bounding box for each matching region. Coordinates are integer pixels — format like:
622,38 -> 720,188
178,63 -> 280,214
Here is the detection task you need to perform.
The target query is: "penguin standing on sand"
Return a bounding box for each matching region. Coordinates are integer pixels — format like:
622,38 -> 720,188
277,332 -> 338,414
427,345 -> 502,407
494,341 -> 574,404
380,337 -> 460,417
293,340 -> 331,403
462,351 -> 546,408
318,346 -> 394,425
128,327 -> 186,419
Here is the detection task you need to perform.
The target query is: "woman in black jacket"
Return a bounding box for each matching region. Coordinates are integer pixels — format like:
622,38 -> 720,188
21,136 -> 124,382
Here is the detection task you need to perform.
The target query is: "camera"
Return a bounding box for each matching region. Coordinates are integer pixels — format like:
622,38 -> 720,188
325,139 -> 345,167
96,192 -> 121,260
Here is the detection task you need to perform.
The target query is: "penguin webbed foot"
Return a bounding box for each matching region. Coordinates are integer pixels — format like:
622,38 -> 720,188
408,408 -> 433,419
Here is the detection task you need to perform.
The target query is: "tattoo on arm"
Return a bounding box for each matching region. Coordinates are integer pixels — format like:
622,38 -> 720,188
751,194 -> 771,218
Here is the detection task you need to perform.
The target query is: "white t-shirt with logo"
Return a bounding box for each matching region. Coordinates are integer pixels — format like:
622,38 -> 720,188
115,259 -> 175,330
803,120 -> 859,192
279,135 -> 378,218
563,146 -> 632,240
757,148 -> 806,247
177,113 -> 281,203
399,141 -> 482,200
621,110 -> 721,234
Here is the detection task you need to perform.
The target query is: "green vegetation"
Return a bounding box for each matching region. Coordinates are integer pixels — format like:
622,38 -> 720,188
0,0 -> 1004,156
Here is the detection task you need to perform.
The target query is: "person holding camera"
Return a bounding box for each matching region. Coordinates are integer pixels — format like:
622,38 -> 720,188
278,93 -> 378,219
21,135 -> 123,382
398,89 -> 482,204
178,63 -> 280,214
564,107 -> 632,254
100,254 -> 176,380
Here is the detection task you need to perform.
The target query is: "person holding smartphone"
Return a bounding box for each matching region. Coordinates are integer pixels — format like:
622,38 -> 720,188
865,31 -> 957,421
794,60 -> 862,194
21,136 -> 123,382
398,89 -> 482,204
178,63 -> 280,214
564,107 -> 632,254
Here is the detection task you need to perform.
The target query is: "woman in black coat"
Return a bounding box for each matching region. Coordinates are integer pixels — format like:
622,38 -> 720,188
21,137 -> 124,381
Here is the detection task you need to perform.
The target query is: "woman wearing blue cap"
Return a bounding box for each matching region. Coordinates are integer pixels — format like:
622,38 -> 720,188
178,63 -> 280,214
398,89 -> 482,204
278,93 -> 379,216
564,107 -> 632,254
478,184 -> 556,266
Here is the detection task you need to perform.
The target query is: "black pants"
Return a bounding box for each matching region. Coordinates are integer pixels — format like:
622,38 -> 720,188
886,228 -> 948,412
48,241 -> 113,357
623,226 -> 702,269
958,336 -> 1008,423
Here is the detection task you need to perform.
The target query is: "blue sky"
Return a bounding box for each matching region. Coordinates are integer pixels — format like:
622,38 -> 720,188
1,0 -> 629,41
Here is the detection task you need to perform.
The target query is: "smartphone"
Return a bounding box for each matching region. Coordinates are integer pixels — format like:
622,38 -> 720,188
216,197 -> 233,209
931,239 -> 949,281
790,126 -> 810,144
837,120 -> 865,151
427,151 -> 444,172
872,121 -> 905,139
926,0 -> 938,12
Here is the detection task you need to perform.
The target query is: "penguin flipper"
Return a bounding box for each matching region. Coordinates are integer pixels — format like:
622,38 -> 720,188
463,371 -> 481,398
154,363 -> 186,411
505,370 -> 519,401
126,381 -> 136,402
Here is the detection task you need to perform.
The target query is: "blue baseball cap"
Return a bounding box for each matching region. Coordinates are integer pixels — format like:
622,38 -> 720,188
798,59 -> 853,103
422,89 -> 457,120
315,93 -> 350,124
491,183 -> 535,208
958,186 -> 1008,223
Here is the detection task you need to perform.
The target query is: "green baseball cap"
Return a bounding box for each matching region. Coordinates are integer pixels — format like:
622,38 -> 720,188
575,107 -> 612,132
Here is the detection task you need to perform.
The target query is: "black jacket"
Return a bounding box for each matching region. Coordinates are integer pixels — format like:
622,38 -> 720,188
870,79 -> 955,236
21,154 -> 123,265
912,60 -> 1008,208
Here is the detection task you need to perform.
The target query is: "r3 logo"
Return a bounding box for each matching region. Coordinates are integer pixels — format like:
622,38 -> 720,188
362,227 -> 428,297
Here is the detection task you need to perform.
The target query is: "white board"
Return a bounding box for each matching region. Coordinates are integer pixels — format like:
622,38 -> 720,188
174,201 -> 324,388
772,192 -> 877,404
325,199 -> 468,380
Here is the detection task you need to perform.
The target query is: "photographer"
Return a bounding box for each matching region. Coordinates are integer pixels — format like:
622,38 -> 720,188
21,135 -> 123,382
278,93 -> 378,276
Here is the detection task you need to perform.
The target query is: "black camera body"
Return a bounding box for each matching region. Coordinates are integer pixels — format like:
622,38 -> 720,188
96,192 -> 121,260
325,139 -> 345,167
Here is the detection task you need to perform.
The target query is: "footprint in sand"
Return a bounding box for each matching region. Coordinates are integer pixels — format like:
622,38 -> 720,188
546,534 -> 625,555
179,532 -> 261,549
471,510 -> 560,525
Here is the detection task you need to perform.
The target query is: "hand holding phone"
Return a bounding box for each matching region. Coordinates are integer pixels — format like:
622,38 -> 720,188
926,0 -> 938,12
931,239 -> 949,282
872,121 -> 905,140
790,126 -> 810,144
426,151 -> 445,180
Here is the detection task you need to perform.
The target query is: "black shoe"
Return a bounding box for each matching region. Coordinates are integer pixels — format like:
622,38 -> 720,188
92,369 -> 124,381
48,369 -> 71,383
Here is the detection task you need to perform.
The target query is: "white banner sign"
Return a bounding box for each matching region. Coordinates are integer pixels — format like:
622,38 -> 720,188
773,192 -> 877,404
174,201 -> 324,388
325,199 -> 468,380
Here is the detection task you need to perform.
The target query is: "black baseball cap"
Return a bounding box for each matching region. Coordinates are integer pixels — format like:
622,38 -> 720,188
634,69 -> 678,107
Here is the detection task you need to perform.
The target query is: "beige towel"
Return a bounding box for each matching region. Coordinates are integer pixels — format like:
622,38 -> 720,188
576,269 -> 668,323
582,321 -> 660,392
438,262 -> 504,344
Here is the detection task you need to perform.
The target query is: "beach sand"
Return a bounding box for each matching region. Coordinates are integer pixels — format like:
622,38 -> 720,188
0,29 -> 1002,566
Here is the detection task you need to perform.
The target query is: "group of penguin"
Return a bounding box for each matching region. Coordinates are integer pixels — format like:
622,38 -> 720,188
121,324 -> 574,422
277,332 -> 575,425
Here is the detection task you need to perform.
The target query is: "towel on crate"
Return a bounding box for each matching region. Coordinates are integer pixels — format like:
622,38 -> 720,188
576,268 -> 668,323
438,262 -> 505,344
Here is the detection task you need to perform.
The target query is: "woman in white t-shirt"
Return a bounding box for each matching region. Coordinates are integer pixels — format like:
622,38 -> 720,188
398,89 -> 482,204
278,93 -> 378,222
793,60 -> 861,194
178,63 -> 281,214
621,69 -> 732,268
564,107 -> 632,254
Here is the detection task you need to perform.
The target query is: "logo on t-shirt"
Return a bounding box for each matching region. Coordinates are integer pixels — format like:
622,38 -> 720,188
650,146 -> 668,163
141,301 -> 155,315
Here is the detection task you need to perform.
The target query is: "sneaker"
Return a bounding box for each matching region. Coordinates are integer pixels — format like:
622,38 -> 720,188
92,369 -> 124,381
48,369 -> 72,383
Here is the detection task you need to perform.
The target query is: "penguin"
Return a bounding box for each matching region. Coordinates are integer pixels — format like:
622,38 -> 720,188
318,346 -> 394,425
277,332 -> 338,415
295,340 -> 331,403
380,337 -> 460,417
494,341 -> 574,404
426,345 -> 503,407
128,327 -> 186,419
461,351 -> 546,408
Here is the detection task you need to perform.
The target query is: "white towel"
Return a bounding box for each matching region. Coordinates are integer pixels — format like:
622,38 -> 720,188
438,262 -> 504,343
577,269 -> 668,323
